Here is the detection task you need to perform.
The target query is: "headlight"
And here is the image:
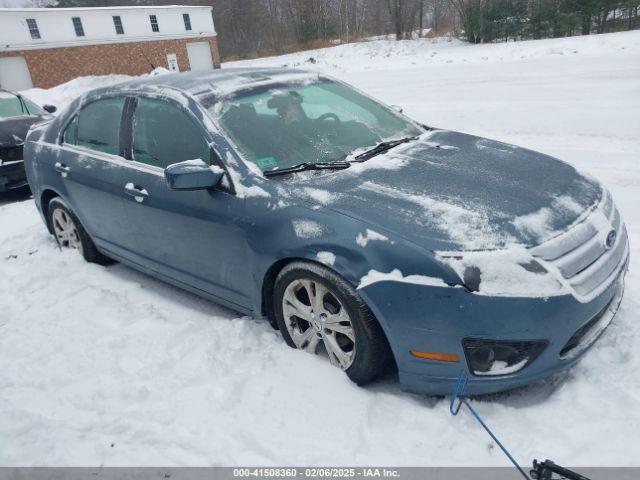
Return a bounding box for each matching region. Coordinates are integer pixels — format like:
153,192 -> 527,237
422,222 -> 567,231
463,339 -> 547,376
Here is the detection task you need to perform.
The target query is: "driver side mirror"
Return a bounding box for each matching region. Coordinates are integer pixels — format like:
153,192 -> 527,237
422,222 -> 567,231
165,159 -> 224,191
43,105 -> 57,114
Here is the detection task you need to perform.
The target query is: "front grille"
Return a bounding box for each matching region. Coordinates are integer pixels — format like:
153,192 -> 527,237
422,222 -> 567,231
0,144 -> 23,163
530,189 -> 628,300
559,296 -> 614,357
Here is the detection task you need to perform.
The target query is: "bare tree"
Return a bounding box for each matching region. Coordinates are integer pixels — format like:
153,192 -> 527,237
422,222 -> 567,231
386,0 -> 421,39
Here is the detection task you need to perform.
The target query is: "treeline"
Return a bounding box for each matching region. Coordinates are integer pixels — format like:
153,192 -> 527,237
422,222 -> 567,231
212,0 -> 458,59
50,0 -> 458,59
50,0 -> 640,59
214,0 -> 391,59
451,0 -> 640,43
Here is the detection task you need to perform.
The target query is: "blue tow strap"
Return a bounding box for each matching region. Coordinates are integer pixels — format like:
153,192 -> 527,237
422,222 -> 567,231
450,373 -> 530,480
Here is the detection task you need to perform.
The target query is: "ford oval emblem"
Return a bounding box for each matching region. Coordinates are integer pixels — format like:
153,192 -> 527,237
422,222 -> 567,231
605,229 -> 617,249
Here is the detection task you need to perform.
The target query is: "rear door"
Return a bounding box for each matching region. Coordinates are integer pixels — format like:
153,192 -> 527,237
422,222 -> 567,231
118,96 -> 250,308
57,96 -> 137,257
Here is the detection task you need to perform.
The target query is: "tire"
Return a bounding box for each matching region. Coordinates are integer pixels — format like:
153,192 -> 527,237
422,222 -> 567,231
273,261 -> 393,385
47,197 -> 111,265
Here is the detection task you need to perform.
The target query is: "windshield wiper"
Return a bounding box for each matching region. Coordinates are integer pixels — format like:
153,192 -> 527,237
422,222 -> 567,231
16,93 -> 31,115
263,161 -> 351,177
353,136 -> 417,162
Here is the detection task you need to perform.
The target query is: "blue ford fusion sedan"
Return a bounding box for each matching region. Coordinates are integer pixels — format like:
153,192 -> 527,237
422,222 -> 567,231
24,68 -> 628,395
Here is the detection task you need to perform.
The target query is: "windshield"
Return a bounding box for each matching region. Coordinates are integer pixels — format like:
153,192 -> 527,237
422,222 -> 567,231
208,79 -> 423,172
0,92 -> 42,119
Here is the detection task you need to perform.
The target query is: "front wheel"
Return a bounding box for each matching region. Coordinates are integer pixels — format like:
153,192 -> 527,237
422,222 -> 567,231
273,261 -> 393,385
47,197 -> 111,265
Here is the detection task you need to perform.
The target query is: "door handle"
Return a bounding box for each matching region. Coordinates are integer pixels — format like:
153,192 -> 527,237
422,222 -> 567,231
54,162 -> 70,178
124,182 -> 149,203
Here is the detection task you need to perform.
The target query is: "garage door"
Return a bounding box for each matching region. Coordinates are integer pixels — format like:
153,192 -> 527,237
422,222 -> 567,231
0,57 -> 33,91
186,42 -> 214,72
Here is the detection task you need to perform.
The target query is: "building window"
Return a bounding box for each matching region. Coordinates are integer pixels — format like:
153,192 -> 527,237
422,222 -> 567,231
26,18 -> 40,39
72,17 -> 85,37
113,15 -> 124,35
149,14 -> 159,32
183,13 -> 192,31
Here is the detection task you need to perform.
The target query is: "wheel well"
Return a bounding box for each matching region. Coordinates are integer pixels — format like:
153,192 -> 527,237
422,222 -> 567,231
261,256 -> 398,373
261,258 -> 295,328
261,257 -> 340,328
40,189 -> 59,234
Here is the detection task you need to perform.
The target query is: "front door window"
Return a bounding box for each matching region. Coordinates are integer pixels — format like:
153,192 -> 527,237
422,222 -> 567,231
132,97 -> 210,168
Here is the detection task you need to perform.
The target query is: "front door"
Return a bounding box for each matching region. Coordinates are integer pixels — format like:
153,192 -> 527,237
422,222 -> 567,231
120,96 -> 250,308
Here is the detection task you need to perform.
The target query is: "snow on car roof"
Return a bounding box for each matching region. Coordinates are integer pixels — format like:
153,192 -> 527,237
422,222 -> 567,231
108,68 -> 320,100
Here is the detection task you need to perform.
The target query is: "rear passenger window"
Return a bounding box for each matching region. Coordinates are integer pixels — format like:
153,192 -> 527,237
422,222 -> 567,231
76,97 -> 125,155
132,98 -> 209,169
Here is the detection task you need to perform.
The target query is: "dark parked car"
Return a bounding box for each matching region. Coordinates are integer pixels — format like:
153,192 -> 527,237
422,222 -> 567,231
0,89 -> 55,193
24,69 -> 628,395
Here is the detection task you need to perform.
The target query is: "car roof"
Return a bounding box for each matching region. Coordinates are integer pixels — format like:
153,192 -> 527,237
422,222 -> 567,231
0,88 -> 18,97
102,67 -> 321,102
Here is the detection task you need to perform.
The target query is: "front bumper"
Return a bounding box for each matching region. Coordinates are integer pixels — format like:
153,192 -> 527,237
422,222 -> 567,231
359,254 -> 628,396
0,160 -> 28,193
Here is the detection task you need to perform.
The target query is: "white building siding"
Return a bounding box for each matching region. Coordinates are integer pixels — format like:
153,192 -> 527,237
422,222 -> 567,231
0,6 -> 216,52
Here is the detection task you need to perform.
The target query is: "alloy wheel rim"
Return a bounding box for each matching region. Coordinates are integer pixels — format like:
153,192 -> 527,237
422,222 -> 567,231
282,279 -> 356,370
52,209 -> 83,254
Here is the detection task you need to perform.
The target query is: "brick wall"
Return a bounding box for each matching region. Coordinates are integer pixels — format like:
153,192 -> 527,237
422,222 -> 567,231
0,36 -> 220,89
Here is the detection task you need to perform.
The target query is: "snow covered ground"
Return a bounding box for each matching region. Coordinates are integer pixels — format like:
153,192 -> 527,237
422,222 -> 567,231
2,31 -> 639,466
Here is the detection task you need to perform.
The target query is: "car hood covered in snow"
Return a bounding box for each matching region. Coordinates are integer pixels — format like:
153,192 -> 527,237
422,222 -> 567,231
290,130 -> 602,251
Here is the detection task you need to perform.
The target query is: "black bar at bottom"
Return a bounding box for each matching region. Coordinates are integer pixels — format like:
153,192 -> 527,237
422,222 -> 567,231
0,467 -> 637,480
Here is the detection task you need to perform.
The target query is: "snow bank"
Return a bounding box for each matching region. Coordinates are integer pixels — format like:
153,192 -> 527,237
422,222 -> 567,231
223,30 -> 640,74
149,66 -> 171,76
20,75 -> 131,112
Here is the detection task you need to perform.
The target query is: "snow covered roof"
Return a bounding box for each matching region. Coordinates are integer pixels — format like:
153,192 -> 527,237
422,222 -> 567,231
111,68 -> 320,100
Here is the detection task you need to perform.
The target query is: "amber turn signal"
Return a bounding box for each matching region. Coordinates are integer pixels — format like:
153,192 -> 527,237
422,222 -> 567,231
410,350 -> 460,362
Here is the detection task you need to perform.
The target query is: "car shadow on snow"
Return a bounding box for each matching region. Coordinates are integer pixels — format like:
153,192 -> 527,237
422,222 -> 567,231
468,371 -> 573,408
102,260 -> 241,321
0,186 -> 32,206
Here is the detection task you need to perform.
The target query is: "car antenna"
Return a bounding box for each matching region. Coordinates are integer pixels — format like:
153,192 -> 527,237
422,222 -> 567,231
450,373 -> 591,480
